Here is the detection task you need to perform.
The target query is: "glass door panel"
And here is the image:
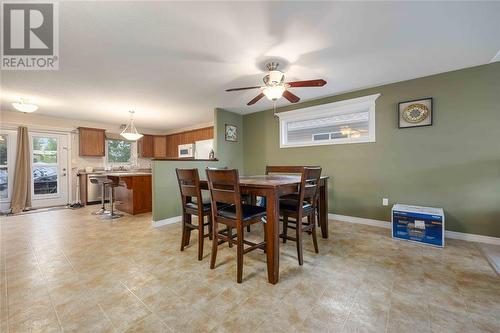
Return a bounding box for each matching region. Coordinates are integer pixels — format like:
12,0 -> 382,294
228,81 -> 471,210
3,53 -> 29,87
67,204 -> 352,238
32,136 -> 59,195
0,135 -> 8,199
29,132 -> 68,208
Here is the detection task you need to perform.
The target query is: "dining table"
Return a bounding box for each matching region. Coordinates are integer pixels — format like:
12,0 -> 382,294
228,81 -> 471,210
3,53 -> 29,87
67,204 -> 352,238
200,174 -> 329,284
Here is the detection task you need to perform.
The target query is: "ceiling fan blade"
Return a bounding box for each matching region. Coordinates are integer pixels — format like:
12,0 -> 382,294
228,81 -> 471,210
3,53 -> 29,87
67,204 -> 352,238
247,93 -> 265,105
226,86 -> 262,92
283,90 -> 300,103
287,79 -> 327,88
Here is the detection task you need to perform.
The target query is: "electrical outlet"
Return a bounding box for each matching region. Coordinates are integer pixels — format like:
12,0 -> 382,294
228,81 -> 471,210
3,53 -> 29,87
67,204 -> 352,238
382,198 -> 389,206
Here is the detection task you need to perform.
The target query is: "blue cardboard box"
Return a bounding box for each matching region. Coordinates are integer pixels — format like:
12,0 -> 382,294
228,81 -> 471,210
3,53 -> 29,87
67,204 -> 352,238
392,204 -> 445,247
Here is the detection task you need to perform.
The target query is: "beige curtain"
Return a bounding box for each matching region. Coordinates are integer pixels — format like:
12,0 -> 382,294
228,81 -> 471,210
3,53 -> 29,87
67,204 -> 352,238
10,126 -> 31,213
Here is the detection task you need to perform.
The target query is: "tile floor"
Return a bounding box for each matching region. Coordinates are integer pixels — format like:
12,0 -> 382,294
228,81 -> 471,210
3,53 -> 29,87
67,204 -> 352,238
0,206 -> 499,333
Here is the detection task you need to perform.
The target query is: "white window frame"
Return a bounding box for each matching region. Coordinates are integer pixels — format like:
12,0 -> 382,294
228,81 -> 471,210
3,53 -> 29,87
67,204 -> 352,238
277,93 -> 381,148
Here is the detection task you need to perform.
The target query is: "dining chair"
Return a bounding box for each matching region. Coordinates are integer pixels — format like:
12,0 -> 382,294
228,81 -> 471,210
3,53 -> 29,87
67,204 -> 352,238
208,166 -> 252,233
206,168 -> 267,283
279,167 -> 322,265
266,165 -> 322,226
175,168 -> 213,261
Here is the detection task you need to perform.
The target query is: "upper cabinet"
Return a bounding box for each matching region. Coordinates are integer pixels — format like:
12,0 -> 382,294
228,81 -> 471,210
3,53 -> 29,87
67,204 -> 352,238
153,135 -> 167,158
78,127 -> 105,156
132,127 -> 214,159
138,134 -> 154,158
165,127 -> 214,158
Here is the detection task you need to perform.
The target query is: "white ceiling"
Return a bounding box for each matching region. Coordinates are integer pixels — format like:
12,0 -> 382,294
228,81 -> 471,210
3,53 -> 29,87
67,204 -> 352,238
1,1 -> 499,131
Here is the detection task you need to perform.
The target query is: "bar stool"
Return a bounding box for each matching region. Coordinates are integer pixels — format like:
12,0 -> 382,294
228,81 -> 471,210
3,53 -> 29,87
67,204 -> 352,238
89,176 -> 110,215
103,177 -> 122,219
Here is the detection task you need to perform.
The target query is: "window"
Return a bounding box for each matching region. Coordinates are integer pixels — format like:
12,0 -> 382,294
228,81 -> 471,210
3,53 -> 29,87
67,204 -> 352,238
0,135 -> 8,199
107,139 -> 132,164
277,94 -> 380,148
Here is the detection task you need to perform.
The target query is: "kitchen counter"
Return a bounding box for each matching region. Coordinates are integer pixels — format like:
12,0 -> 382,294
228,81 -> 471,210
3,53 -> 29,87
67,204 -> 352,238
79,171 -> 152,215
96,172 -> 151,177
80,170 -> 152,176
108,174 -> 152,215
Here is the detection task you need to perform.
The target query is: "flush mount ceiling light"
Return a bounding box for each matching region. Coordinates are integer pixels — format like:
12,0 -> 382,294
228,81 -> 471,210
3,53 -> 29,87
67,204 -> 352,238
120,110 -> 143,141
12,98 -> 38,113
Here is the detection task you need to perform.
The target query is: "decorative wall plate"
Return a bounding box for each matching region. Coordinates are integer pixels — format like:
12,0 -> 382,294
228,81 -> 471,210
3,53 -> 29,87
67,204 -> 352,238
402,103 -> 429,123
398,98 -> 433,128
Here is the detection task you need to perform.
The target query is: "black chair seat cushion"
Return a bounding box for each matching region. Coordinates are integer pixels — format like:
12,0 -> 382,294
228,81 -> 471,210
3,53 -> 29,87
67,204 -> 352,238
280,199 -> 312,213
217,204 -> 266,221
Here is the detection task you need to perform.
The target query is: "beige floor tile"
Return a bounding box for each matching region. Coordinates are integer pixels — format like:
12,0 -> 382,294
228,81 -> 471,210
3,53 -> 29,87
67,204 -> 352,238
1,206 -> 498,332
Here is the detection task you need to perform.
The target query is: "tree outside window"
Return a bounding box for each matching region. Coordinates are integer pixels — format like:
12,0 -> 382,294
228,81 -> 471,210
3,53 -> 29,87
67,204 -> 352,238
107,139 -> 132,163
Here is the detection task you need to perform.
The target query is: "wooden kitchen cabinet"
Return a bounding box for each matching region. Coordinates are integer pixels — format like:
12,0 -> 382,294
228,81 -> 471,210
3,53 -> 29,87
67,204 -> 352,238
138,134 -> 154,158
79,127 -> 105,156
153,135 -> 167,158
112,175 -> 152,215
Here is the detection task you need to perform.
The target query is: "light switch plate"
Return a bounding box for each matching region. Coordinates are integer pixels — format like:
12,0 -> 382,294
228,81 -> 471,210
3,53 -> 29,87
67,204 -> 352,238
382,198 -> 389,206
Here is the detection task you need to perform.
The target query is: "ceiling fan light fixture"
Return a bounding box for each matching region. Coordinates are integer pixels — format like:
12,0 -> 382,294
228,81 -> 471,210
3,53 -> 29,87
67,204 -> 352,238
263,85 -> 286,101
12,98 -> 38,113
120,110 -> 143,141
340,126 -> 351,136
268,70 -> 284,85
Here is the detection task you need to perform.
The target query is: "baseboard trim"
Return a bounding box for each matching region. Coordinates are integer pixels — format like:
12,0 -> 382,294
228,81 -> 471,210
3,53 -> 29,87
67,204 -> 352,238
329,213 -> 391,229
444,230 -> 500,245
329,213 -> 500,245
152,215 -> 181,228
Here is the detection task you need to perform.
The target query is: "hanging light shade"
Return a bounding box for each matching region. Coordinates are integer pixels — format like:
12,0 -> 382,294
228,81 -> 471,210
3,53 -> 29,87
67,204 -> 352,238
263,85 -> 286,101
120,110 -> 143,141
12,98 -> 38,113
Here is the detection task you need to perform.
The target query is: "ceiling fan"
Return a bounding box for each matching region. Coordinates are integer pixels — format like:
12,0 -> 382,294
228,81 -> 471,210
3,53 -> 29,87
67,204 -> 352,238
225,62 -> 327,106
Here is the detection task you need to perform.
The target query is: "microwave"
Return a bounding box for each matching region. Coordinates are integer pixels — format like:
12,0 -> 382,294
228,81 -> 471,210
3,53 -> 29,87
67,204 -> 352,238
178,143 -> 195,158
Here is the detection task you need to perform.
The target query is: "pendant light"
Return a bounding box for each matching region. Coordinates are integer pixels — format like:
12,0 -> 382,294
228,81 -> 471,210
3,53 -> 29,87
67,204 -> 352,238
120,110 -> 143,141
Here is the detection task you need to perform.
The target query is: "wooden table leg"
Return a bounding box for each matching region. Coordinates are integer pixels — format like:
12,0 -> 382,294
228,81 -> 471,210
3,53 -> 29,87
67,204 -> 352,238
319,180 -> 329,239
265,189 -> 280,284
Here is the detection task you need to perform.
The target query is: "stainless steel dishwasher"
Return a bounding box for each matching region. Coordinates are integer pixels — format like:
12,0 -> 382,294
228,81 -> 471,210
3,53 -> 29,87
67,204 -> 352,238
86,173 -> 111,203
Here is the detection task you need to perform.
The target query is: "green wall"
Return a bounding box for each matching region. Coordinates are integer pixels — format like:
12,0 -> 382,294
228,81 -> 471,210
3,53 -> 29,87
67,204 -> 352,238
152,109 -> 242,221
243,63 -> 500,237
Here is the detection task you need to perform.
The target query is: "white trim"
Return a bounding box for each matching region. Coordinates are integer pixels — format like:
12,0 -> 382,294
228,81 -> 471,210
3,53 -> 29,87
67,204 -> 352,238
445,230 -> 500,245
329,213 -> 500,246
152,215 -> 181,228
277,93 -> 380,148
490,49 -> 500,63
329,213 -> 391,229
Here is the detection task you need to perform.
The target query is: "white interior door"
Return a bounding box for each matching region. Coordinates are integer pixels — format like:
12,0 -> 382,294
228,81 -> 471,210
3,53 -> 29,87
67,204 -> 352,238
30,132 -> 69,208
0,130 -> 18,212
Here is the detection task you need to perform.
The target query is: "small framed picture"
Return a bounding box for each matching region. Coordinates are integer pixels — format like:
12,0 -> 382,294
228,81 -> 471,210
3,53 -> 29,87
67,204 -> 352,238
225,124 -> 238,142
398,98 -> 433,128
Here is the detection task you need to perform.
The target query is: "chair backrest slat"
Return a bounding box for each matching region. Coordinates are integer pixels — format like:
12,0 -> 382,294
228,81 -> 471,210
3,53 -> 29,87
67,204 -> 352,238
266,165 -> 320,175
206,168 -> 242,217
300,167 -> 322,204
